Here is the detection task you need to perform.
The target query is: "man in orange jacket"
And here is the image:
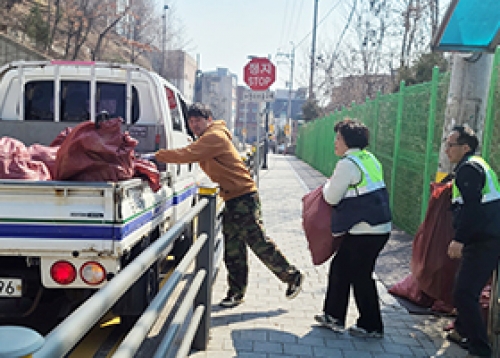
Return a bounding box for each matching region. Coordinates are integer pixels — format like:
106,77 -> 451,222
154,102 -> 303,308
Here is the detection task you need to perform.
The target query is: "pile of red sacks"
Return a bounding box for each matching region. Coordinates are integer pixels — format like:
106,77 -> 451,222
389,181 -> 491,318
0,118 -> 160,192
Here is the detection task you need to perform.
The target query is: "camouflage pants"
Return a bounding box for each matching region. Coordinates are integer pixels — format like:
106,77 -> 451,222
222,192 -> 298,296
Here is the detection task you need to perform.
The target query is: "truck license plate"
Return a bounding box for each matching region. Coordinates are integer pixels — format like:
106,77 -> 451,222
0,278 -> 22,297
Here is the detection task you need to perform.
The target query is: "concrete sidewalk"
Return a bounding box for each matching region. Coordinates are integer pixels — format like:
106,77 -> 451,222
190,154 -> 467,358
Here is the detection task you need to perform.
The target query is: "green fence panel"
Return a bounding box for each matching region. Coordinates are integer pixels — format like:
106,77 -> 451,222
296,71 -> 452,235
483,47 -> 500,174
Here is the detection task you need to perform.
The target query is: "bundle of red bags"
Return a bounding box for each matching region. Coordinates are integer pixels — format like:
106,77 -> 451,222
0,118 -> 160,191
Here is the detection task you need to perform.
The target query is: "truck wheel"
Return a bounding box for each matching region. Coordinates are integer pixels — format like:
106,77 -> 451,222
117,264 -> 159,328
171,223 -> 194,264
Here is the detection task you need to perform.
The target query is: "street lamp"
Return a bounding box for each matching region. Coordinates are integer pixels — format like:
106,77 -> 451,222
160,3 -> 169,77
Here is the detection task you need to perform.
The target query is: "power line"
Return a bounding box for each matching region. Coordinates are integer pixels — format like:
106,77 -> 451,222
278,0 -> 291,48
294,0 -> 344,50
331,0 -> 357,61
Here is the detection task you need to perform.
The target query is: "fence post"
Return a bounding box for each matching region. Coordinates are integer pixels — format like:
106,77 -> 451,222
482,46 -> 500,162
193,185 -> 218,350
421,67 -> 440,221
372,92 -> 381,153
390,80 -> 405,209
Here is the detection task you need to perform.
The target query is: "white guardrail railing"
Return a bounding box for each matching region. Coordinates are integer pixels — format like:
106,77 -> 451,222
0,186 -> 223,358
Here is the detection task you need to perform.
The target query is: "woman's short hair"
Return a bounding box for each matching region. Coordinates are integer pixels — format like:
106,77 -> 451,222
334,118 -> 369,149
187,102 -> 213,119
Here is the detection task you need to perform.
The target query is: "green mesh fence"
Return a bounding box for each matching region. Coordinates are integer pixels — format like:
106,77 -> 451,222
483,47 -> 500,175
296,67 -> 451,235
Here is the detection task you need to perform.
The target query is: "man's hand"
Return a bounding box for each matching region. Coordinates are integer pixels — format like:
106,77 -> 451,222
447,240 -> 463,259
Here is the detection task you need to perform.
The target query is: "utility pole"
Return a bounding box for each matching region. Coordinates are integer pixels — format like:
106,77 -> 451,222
436,53 -> 494,180
160,3 -> 169,77
277,43 -> 295,147
309,0 -> 319,99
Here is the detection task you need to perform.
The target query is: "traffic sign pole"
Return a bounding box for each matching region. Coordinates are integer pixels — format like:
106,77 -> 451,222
243,57 -> 276,172
262,101 -> 270,169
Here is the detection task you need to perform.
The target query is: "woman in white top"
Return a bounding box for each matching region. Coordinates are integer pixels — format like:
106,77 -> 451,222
314,118 -> 392,338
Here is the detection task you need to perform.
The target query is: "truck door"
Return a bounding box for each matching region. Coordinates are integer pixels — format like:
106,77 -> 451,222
165,87 -> 196,219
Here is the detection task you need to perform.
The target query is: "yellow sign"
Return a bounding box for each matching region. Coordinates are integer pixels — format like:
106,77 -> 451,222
269,124 -> 275,133
284,124 -> 291,136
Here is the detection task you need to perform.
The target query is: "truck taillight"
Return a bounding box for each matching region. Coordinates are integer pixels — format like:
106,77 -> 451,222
80,262 -> 106,285
51,261 -> 77,285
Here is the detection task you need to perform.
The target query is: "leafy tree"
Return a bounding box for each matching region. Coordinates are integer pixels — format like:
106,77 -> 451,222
25,4 -> 49,47
302,98 -> 324,122
394,51 -> 448,91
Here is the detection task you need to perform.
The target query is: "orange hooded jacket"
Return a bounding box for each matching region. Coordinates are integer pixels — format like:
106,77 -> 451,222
155,120 -> 256,201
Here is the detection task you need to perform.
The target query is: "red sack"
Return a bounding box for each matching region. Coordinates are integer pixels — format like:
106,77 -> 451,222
410,182 -> 459,306
27,144 -> 59,178
133,158 -> 161,192
302,185 -> 342,265
388,274 -> 434,307
54,118 -> 137,182
0,137 -> 52,180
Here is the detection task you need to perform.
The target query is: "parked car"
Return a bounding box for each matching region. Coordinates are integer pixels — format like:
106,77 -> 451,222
277,144 -> 286,154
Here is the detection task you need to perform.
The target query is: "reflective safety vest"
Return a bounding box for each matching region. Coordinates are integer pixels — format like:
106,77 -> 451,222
331,150 -> 392,234
452,155 -> 500,205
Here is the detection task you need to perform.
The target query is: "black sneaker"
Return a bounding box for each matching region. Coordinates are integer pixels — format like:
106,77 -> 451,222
285,272 -> 304,299
219,293 -> 244,308
348,324 -> 383,338
314,313 -> 344,333
446,329 -> 468,350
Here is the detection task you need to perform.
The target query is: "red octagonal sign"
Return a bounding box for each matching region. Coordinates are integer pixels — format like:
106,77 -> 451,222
244,57 -> 276,91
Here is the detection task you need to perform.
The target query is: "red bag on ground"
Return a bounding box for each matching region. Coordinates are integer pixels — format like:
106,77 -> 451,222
388,274 -> 435,307
54,118 -> 137,182
410,182 -> 459,307
302,185 -> 342,265
0,137 -> 52,180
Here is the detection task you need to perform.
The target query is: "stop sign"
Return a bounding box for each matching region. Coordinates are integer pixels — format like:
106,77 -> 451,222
243,57 -> 276,91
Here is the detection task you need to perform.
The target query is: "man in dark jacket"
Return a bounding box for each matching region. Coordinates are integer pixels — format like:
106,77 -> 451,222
445,124 -> 500,358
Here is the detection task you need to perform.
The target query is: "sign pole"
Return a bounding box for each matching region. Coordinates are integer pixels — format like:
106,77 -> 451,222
255,102 -> 262,188
262,101 -> 270,169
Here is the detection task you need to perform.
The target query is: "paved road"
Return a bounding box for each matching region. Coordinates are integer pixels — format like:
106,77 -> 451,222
189,154 -> 467,358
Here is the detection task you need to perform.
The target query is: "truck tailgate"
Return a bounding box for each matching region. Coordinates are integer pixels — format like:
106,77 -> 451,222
0,179 -> 116,255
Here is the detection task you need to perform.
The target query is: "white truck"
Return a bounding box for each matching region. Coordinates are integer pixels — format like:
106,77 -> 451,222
0,60 -> 203,321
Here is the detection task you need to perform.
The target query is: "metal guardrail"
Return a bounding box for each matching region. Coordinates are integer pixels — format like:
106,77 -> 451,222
0,189 -> 221,358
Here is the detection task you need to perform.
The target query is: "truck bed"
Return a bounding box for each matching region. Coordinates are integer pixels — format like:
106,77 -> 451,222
0,176 -> 174,257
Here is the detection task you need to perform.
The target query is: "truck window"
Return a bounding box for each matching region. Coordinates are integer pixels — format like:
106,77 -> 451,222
24,81 -> 140,123
179,97 -> 194,139
24,81 -> 54,121
165,87 -> 183,132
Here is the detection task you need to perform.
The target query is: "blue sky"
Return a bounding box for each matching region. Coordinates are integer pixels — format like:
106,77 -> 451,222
172,0 -> 346,90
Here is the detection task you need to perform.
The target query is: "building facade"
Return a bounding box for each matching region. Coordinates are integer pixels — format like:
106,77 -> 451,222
195,68 -> 238,133
164,50 -> 198,103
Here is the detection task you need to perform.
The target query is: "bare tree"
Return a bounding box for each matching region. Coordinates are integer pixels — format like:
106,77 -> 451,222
59,0 -> 98,60
122,0 -> 157,63
91,0 -> 131,60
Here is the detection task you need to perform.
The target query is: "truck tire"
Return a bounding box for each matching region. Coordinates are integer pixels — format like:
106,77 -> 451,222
171,221 -> 195,265
115,263 -> 159,328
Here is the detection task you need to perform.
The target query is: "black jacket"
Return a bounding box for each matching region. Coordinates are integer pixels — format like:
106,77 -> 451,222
452,154 -> 500,245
